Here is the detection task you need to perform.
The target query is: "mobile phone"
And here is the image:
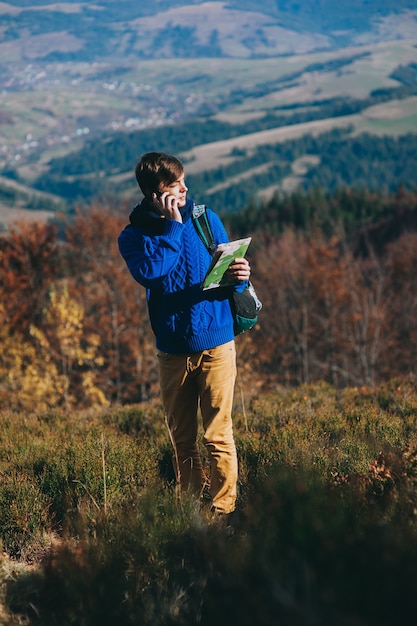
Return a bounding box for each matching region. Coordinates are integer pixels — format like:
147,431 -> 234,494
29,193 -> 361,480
154,189 -> 163,198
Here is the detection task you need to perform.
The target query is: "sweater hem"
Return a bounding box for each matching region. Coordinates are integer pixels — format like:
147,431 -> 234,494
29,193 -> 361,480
156,326 -> 235,355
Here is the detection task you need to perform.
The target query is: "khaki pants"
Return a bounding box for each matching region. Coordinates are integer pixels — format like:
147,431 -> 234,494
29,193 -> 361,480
157,341 -> 237,514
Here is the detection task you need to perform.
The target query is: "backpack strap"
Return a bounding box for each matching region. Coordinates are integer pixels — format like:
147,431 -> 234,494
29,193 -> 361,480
192,204 -> 216,255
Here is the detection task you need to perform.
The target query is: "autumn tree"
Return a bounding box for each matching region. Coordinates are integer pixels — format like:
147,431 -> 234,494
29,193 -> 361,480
384,231 -> 417,377
0,220 -> 59,333
2,190 -> 417,410
32,281 -> 108,409
62,202 -> 158,403
0,305 -> 66,413
303,235 -> 352,386
251,228 -> 400,388
340,243 -> 390,386
252,231 -> 315,385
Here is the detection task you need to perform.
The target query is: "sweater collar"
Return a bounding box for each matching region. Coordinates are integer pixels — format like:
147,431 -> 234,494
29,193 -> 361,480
129,197 -> 194,226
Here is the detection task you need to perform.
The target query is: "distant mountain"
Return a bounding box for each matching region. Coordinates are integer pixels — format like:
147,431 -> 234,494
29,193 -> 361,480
1,0 -> 417,63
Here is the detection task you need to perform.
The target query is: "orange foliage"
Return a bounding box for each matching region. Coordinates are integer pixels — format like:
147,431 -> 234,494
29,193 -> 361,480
62,202 -> 159,403
0,221 -> 59,333
1,203 -> 417,410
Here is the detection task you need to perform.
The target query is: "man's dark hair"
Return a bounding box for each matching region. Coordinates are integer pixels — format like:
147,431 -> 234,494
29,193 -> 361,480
135,152 -> 184,199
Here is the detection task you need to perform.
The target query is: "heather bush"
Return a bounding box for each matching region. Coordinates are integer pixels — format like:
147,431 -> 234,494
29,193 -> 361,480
0,406 -> 163,556
2,379 -> 417,625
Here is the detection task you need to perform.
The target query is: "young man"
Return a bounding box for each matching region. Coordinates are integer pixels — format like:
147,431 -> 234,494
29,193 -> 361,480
118,152 -> 250,514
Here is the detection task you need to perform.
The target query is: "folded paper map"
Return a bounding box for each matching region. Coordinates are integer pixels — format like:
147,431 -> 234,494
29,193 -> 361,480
202,237 -> 252,290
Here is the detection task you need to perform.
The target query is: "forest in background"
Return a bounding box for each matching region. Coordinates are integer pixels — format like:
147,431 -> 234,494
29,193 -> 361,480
1,185 -> 417,412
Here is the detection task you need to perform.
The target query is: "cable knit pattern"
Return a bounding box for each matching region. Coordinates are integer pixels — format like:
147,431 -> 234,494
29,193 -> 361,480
118,198 -> 235,354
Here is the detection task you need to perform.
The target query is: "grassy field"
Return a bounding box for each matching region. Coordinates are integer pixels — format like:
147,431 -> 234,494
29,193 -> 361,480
123,40 -> 417,103
1,378 -> 417,624
355,95 -> 417,134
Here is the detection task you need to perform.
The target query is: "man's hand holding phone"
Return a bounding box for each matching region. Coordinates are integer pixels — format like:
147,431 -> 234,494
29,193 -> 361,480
152,191 -> 183,223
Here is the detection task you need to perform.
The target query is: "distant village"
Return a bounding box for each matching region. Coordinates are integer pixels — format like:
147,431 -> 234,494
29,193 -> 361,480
0,62 -> 212,172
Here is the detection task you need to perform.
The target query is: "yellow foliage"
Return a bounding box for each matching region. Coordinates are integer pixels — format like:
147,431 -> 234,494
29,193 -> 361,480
0,307 -> 67,413
82,371 -> 108,407
45,283 -> 103,370
39,282 -> 108,408
0,284 -> 108,412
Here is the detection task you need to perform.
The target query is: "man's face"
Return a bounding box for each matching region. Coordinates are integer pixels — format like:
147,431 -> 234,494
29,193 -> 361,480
159,172 -> 188,208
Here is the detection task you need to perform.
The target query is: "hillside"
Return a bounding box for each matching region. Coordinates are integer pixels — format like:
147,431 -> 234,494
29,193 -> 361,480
2,40 -> 417,218
1,3 -> 417,222
1,0 -> 417,62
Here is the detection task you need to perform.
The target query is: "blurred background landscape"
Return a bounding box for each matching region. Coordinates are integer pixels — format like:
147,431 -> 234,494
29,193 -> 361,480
1,0 -> 417,223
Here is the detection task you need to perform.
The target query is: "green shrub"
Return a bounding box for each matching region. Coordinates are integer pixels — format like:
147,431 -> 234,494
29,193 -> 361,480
0,472 -> 51,558
3,380 -> 417,624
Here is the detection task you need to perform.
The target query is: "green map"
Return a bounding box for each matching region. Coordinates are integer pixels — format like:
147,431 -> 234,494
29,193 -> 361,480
202,237 -> 252,290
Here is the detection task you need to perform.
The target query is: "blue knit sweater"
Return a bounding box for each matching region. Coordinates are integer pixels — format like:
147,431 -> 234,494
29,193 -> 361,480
118,197 -> 238,354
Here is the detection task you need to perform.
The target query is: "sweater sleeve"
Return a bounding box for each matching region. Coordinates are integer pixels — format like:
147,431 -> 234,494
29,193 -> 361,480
118,219 -> 184,288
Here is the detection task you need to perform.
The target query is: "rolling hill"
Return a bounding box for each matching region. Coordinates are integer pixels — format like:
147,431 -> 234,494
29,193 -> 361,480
1,2 -> 417,223
1,1 -> 417,62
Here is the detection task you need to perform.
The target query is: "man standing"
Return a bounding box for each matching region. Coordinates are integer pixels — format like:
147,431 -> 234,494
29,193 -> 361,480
118,152 -> 250,515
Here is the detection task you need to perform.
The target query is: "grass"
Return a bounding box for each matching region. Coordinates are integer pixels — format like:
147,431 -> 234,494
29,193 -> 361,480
1,378 -> 417,624
355,96 -> 417,135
